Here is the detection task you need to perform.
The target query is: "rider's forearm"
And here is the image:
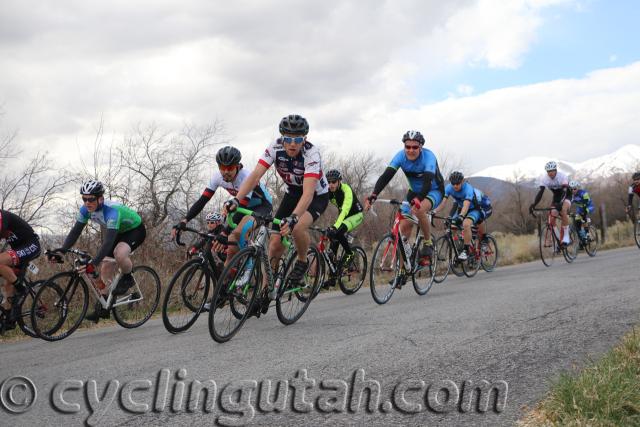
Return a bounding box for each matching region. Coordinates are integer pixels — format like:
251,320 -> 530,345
185,193 -> 212,221
532,187 -> 545,206
61,221 -> 86,250
93,228 -> 118,265
372,167 -> 397,195
334,185 -> 352,228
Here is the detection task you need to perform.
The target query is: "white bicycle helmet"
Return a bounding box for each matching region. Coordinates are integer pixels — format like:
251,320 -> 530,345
80,179 -> 104,195
544,161 -> 558,172
205,212 -> 225,222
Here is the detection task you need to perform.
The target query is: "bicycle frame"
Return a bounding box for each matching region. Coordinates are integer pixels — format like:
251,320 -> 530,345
377,199 -> 422,273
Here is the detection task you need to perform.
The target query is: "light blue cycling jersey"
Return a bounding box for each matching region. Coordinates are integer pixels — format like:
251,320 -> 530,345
389,148 -> 441,194
77,200 -> 142,233
444,182 -> 484,210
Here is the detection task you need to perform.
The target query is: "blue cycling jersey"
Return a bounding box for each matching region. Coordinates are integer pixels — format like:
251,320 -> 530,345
389,148 -> 440,194
572,189 -> 594,212
444,182 -> 483,210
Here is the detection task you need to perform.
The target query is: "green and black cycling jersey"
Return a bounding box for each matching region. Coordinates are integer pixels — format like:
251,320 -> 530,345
329,183 -> 363,228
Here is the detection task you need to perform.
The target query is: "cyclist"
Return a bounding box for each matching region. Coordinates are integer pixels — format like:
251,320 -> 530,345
0,210 -> 41,330
187,212 -> 227,263
51,180 -> 146,322
529,161 -> 572,246
364,130 -> 444,264
323,169 -> 364,288
173,146 -> 272,265
569,180 -> 594,245
432,171 -> 492,261
226,114 -> 329,313
625,171 -> 640,215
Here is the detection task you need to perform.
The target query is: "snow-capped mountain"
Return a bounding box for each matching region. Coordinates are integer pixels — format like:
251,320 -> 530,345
471,144 -> 640,182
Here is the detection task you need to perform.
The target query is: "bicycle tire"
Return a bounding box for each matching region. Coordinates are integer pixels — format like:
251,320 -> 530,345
563,227 -> 578,263
369,233 -> 398,305
480,235 -> 499,272
634,220 -> 640,249
32,272 -> 89,342
584,225 -> 599,257
539,224 -> 557,267
208,247 -> 261,343
450,236 -> 466,277
113,266 -> 161,329
338,246 -> 367,295
162,259 -> 211,334
276,246 -> 321,325
433,235 -> 451,283
462,237 -> 481,278
17,279 -> 44,338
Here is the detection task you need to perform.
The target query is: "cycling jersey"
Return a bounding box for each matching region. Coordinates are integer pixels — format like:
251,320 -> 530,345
444,182 -> 482,210
572,189 -> 594,212
329,183 -> 363,229
0,210 -> 41,267
77,200 -> 142,233
389,148 -> 443,194
258,138 -> 328,195
538,171 -> 570,199
205,168 -> 272,207
0,210 -> 38,248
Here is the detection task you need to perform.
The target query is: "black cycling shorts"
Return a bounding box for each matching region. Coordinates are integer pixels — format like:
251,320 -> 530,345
109,224 -> 146,255
272,191 -> 329,231
7,236 -> 41,270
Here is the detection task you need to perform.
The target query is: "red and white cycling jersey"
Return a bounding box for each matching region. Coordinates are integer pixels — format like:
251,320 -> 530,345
258,139 -> 328,195
629,183 -> 640,197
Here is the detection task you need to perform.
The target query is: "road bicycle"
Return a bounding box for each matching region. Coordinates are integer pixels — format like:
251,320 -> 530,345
369,199 -> 436,305
432,214 -> 499,281
531,208 -> 578,267
208,207 -> 321,343
309,226 -> 367,297
162,227 -> 226,334
569,213 -> 599,257
31,248 -> 161,341
0,263 -> 61,337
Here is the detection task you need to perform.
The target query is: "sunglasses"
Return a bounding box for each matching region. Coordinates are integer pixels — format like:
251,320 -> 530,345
82,196 -> 98,203
328,180 -> 338,184
218,164 -> 237,172
282,136 -> 306,144
404,145 -> 420,151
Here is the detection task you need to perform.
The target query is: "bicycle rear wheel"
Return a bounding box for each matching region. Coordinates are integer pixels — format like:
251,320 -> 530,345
338,246 -> 367,295
584,225 -> 599,257
31,272 -> 88,341
276,247 -> 321,325
480,235 -> 499,272
113,266 -> 161,328
369,233 -> 398,304
539,224 -> 557,267
209,247 -> 261,343
162,259 -> 211,334
433,236 -> 451,283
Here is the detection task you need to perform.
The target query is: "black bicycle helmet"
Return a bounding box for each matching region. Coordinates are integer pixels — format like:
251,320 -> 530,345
633,171 -> 640,180
326,169 -> 342,181
279,114 -> 309,136
216,146 -> 242,166
402,130 -> 425,145
449,171 -> 464,185
80,179 -> 105,196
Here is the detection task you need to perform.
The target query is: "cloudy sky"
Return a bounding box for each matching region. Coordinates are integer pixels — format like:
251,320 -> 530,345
1,0 -> 639,173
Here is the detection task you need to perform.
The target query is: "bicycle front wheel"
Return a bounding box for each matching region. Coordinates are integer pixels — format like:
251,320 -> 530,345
462,240 -> 481,278
162,259 -> 211,334
17,280 -> 45,338
563,227 -> 579,263
369,233 -> 399,305
209,247 -> 261,343
480,235 -> 499,272
433,236 -> 451,283
634,220 -> 640,249
539,225 -> 557,267
338,246 -> 367,295
276,247 -> 321,325
31,272 -> 88,342
584,225 -> 599,257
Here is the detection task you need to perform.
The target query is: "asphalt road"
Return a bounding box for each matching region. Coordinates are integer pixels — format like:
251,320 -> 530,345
1,246 -> 639,426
